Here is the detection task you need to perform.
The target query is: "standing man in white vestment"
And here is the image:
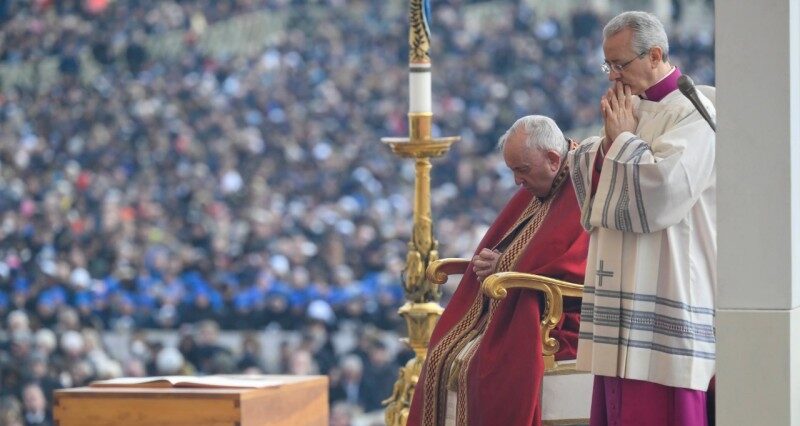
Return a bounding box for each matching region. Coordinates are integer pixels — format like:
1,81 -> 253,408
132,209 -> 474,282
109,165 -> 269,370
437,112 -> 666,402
568,11 -> 716,425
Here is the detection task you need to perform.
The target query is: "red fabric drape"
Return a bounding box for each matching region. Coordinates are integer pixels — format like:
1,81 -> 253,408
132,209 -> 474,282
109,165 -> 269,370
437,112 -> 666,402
407,184 -> 589,426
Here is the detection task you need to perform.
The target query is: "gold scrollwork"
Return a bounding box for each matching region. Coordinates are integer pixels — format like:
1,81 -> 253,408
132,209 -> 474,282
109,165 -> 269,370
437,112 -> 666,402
426,258 -> 471,284
404,223 -> 442,303
383,360 -> 422,426
481,272 -> 583,370
408,0 -> 430,64
413,217 -> 433,256
404,248 -> 424,293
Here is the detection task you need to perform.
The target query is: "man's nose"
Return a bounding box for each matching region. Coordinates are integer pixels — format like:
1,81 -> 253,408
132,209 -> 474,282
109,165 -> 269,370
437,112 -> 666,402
607,71 -> 620,82
514,175 -> 523,186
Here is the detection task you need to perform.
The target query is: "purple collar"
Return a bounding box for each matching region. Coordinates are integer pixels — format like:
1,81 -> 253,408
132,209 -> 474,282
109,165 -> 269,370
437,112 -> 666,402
643,67 -> 681,102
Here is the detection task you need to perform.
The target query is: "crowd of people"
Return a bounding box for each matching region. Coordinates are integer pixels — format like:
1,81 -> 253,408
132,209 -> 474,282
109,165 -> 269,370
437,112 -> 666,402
0,0 -> 714,424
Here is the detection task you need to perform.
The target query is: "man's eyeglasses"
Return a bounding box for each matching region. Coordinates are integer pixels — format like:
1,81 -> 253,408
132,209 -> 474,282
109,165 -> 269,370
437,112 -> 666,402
601,51 -> 648,74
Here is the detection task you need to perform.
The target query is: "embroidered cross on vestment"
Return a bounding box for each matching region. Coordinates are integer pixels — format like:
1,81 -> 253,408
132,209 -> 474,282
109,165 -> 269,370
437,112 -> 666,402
596,260 -> 614,287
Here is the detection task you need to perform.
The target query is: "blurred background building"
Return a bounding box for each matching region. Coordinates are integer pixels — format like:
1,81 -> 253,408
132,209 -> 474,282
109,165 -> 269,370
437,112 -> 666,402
0,0 -> 713,425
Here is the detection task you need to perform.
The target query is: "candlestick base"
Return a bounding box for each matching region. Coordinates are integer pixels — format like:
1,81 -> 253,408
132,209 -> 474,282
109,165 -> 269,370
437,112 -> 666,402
381,136 -> 459,159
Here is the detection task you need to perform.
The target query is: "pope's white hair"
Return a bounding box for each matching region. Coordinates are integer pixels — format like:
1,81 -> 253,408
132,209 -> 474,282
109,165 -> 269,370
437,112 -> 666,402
498,115 -> 566,158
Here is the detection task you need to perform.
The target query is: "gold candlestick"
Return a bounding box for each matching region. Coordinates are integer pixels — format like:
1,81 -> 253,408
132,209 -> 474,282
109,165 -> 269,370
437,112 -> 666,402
381,1 -> 459,424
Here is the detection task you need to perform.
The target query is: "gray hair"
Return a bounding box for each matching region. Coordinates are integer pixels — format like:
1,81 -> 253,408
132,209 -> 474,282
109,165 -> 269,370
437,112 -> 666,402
498,115 -> 567,158
603,11 -> 669,61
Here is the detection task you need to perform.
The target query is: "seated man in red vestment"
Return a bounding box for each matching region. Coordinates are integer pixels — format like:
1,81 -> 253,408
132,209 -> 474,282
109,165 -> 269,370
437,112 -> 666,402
407,115 -> 589,426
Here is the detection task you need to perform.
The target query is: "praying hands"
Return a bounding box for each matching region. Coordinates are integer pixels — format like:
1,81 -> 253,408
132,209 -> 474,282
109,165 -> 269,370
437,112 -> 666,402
601,81 -> 639,151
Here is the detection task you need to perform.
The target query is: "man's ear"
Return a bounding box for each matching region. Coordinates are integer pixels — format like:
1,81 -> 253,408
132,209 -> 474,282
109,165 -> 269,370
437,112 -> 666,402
649,46 -> 663,65
546,150 -> 561,172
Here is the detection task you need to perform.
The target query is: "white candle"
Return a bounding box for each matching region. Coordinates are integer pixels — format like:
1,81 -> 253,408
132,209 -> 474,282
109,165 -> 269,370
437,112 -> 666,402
409,63 -> 432,113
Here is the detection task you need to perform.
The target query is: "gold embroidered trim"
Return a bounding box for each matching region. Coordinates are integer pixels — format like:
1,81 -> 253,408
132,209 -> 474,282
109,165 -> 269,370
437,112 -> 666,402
455,299 -> 500,426
422,295 -> 485,425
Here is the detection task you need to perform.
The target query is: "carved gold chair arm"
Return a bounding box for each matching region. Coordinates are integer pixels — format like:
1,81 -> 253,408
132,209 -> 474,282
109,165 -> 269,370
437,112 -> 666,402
481,272 -> 583,371
426,258 -> 471,285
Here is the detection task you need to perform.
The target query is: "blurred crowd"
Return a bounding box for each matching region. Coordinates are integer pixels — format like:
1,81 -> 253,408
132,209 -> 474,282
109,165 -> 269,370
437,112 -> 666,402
0,0 -> 714,424
1,310 -> 401,425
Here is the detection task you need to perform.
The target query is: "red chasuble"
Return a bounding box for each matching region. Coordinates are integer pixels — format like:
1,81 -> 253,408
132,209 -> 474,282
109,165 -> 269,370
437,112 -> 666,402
407,182 -> 589,426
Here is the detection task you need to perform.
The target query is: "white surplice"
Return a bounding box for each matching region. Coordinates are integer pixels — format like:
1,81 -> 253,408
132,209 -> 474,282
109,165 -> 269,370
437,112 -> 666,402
568,89 -> 716,391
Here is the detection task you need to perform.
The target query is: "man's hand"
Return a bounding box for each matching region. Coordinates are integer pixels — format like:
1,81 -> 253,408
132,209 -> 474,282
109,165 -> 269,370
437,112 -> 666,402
601,81 -> 638,151
472,248 -> 501,282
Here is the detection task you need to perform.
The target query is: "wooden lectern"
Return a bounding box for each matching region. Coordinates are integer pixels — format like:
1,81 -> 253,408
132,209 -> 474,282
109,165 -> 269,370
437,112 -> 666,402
54,375 -> 328,426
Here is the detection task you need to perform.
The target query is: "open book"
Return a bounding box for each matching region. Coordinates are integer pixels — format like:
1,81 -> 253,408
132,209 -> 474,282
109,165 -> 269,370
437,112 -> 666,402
90,375 -> 291,389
